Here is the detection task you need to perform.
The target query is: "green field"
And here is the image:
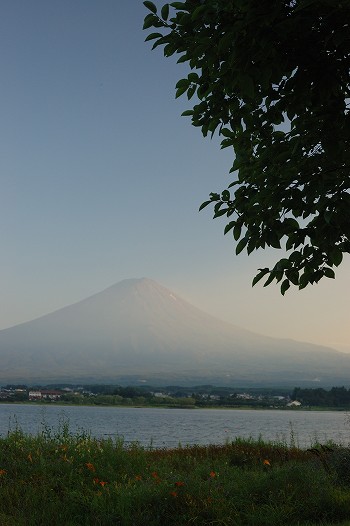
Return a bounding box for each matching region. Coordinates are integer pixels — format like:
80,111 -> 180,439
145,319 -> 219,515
0,423 -> 350,525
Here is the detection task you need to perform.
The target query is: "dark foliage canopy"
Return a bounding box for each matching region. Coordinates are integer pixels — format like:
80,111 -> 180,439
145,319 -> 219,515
143,0 -> 350,293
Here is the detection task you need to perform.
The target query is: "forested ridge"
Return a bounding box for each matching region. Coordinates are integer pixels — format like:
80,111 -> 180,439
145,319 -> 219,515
293,386 -> 350,407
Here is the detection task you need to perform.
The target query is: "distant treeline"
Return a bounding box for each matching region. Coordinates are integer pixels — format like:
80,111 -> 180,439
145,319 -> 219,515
293,387 -> 350,407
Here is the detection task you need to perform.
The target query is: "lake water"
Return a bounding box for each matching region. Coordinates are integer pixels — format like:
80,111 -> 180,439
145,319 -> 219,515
0,404 -> 349,449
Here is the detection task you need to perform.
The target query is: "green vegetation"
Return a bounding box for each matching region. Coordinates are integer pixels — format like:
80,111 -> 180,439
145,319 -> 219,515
144,0 -> 350,293
1,384 -> 294,408
8,384 -> 350,410
293,387 -> 350,409
61,385 -> 290,408
0,424 -> 350,524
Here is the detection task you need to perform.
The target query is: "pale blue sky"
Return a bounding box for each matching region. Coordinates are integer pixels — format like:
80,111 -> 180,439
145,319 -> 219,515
0,1 -> 349,353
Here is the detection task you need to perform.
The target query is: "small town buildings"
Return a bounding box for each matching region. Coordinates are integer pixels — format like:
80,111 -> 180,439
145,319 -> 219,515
287,400 -> 302,407
28,390 -> 63,401
28,391 -> 42,401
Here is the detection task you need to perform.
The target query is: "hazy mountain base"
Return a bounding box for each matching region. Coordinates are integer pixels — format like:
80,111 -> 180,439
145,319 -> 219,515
0,373 -> 348,389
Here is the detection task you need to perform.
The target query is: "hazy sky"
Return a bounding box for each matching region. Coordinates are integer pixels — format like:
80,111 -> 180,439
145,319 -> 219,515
0,1 -> 349,353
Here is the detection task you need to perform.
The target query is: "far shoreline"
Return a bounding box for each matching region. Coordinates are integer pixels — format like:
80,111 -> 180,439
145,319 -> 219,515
0,400 -> 347,412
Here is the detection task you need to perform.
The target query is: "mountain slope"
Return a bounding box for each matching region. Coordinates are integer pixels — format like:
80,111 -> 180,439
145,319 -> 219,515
0,278 -> 349,385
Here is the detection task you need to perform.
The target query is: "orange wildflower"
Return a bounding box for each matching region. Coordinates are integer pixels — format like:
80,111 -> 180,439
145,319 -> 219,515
93,477 -> 100,485
99,480 -> 108,487
169,491 -> 178,498
86,462 -> 95,472
263,459 -> 271,466
0,469 -> 6,476
209,471 -> 216,478
175,481 -> 185,487
151,471 -> 159,479
135,475 -> 142,481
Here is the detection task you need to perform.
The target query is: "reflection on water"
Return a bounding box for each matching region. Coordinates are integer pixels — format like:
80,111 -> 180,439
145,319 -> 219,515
0,404 -> 349,448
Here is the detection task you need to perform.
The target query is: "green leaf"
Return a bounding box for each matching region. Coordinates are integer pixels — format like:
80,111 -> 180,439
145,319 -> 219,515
191,5 -> 206,20
329,249 -> 343,267
188,72 -> 199,83
224,221 -> 235,235
187,85 -> 196,100
221,138 -> 234,149
312,270 -> 323,283
247,239 -> 256,255
221,190 -> 230,201
299,273 -> 310,290
233,223 -> 241,241
143,14 -> 158,29
286,108 -> 295,121
152,39 -> 165,50
286,269 -> 299,286
208,119 -> 219,133
236,237 -> 248,255
199,200 -> 212,212
175,86 -> 188,98
145,32 -> 163,42
275,150 -> 290,164
231,157 -> 243,172
218,32 -> 233,53
175,78 -> 189,88
213,208 -> 228,218
143,1 -> 157,14
161,3 -> 169,20
275,270 -> 284,283
268,234 -> 281,249
294,0 -> 320,13
252,268 -> 269,287
280,279 -> 290,295
164,43 -> 176,57
283,218 -> 299,231
290,251 -> 302,264
221,128 -> 234,138
181,109 -> 194,116
264,272 -> 277,287
324,211 -> 333,224
214,202 -> 223,214
276,258 -> 290,270
177,54 -> 188,63
286,236 -> 294,251
323,267 -> 335,279
170,2 -> 186,8
228,181 -> 239,189
240,74 -> 255,100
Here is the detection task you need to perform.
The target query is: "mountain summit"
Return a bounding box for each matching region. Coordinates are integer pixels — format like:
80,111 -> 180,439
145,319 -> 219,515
0,278 -> 349,385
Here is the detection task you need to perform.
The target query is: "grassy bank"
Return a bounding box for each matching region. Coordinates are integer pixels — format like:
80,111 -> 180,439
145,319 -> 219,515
0,425 -> 350,525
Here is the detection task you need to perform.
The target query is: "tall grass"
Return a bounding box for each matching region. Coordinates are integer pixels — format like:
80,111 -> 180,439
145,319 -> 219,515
0,422 -> 349,525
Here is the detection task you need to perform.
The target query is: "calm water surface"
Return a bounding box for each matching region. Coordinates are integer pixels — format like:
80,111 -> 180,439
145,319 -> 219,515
0,404 -> 349,448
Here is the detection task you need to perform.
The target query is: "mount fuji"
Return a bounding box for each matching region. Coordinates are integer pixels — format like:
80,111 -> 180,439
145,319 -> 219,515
0,278 -> 349,386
